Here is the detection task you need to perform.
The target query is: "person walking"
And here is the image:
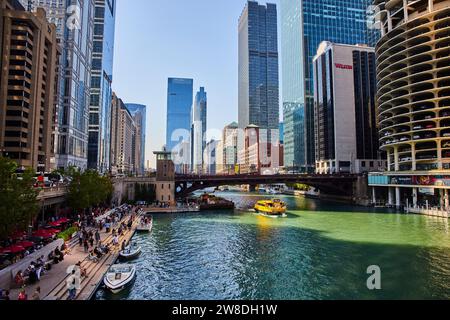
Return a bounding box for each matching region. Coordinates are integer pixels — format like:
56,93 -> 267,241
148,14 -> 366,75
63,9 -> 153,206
83,239 -> 89,253
95,230 -> 101,245
66,270 -> 77,300
112,234 -> 119,247
78,231 -> 83,246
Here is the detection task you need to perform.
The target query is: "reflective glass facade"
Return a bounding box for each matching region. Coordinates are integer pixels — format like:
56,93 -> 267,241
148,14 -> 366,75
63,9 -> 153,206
238,1 -> 279,135
166,78 -> 193,153
88,0 -> 116,172
24,0 -> 95,170
126,103 -> 146,176
191,87 -> 207,172
280,0 -> 378,171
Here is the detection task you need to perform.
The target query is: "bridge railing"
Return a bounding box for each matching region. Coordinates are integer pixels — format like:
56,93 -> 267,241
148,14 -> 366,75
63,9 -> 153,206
37,185 -> 68,200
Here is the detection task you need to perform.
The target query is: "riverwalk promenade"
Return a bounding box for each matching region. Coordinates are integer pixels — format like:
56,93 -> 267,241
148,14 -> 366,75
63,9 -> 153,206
8,211 -> 141,301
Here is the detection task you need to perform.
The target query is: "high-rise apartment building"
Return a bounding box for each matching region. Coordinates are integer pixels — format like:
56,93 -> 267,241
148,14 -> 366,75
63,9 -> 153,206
238,1 -> 279,142
23,0 -> 95,170
313,42 -> 384,174
191,87 -> 207,173
220,122 -> 239,174
369,0 -> 450,212
110,93 -> 136,175
126,103 -> 146,176
280,0 -> 378,172
0,0 -> 60,171
88,0 -> 116,172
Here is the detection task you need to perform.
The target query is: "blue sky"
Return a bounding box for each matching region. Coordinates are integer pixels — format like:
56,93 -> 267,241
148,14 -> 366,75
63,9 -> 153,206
112,0 -> 279,167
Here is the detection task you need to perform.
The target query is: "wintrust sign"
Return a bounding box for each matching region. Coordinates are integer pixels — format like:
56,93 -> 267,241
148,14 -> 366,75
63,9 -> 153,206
335,63 -> 353,70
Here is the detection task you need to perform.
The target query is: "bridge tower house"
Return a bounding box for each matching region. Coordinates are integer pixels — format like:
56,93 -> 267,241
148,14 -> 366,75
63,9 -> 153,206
154,150 -> 176,206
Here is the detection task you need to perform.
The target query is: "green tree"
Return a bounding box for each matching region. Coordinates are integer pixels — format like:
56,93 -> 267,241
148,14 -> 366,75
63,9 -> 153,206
65,169 -> 113,212
0,157 -> 39,240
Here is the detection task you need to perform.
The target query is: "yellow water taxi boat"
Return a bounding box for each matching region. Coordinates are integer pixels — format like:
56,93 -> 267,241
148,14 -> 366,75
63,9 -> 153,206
254,199 -> 287,217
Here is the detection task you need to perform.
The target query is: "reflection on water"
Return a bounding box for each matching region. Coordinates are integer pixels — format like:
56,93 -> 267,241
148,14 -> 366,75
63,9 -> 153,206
95,193 -> 450,300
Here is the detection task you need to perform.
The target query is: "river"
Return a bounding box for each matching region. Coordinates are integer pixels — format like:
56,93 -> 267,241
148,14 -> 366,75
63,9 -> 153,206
95,192 -> 450,300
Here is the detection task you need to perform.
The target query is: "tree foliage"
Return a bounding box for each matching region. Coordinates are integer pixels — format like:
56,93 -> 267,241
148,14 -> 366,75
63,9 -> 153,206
0,157 -> 39,240
64,168 -> 113,212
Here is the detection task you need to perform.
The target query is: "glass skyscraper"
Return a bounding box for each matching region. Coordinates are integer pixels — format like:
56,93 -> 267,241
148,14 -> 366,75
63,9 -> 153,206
191,87 -> 207,173
23,0 -> 95,170
238,1 -> 279,137
126,103 -> 147,176
280,0 -> 378,172
166,78 -> 193,154
88,0 -> 116,172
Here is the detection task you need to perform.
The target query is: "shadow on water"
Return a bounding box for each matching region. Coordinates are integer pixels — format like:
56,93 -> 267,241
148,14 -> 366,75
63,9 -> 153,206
95,199 -> 450,300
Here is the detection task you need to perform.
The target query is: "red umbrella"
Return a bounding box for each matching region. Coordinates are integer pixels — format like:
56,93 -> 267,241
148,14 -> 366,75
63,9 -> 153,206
58,218 -> 70,223
46,229 -> 60,235
16,241 -> 34,249
48,221 -> 62,227
32,230 -> 53,238
2,245 -> 25,254
11,231 -> 26,240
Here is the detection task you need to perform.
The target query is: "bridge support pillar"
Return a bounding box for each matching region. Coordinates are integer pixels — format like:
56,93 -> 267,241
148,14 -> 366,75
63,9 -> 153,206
395,187 -> 401,209
388,187 -> 394,207
412,188 -> 418,208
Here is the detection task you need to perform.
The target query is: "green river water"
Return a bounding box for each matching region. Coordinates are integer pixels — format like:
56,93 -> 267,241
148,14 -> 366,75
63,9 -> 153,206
95,192 -> 450,300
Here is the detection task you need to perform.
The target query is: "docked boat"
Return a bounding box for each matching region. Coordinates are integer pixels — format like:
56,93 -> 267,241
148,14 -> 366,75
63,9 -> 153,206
136,217 -> 153,232
103,264 -> 136,294
119,243 -> 142,260
254,199 -> 287,217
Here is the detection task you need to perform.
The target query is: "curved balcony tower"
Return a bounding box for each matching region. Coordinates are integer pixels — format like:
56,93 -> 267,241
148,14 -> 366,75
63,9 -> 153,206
375,0 -> 450,172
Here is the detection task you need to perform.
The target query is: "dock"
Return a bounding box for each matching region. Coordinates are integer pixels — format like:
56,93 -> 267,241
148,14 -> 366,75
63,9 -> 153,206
144,207 -> 200,214
44,216 -> 140,300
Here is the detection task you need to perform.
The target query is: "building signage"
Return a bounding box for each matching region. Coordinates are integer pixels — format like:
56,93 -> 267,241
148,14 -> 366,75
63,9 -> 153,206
335,63 -> 353,70
419,188 -> 435,196
384,176 -> 450,186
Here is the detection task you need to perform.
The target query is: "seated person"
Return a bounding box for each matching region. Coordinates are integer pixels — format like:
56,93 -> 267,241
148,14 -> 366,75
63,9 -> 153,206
28,266 -> 38,284
88,251 -> 98,263
93,247 -> 103,259
14,271 -> 25,287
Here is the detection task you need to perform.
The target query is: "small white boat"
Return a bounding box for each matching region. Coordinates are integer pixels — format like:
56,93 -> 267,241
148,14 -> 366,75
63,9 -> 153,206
119,243 -> 141,260
103,264 -> 136,294
136,218 -> 153,232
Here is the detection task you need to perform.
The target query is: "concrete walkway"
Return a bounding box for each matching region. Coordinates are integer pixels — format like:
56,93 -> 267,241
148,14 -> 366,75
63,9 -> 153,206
8,211 -> 139,300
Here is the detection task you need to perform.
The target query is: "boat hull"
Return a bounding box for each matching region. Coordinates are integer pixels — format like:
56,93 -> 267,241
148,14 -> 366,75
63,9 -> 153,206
103,265 -> 136,294
119,247 -> 142,261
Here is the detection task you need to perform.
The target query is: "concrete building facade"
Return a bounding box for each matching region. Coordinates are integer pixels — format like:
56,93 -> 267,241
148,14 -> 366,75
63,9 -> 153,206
0,0 -> 60,171
313,41 -> 385,174
369,0 -> 450,214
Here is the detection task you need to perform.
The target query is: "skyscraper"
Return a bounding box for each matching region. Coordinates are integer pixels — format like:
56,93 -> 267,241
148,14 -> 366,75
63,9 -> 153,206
280,0 -> 378,172
191,87 -> 207,173
166,77 -> 193,157
88,0 -> 116,173
238,1 -> 279,139
0,0 -> 60,172
369,0 -> 450,211
313,42 -> 383,174
126,103 -> 146,176
22,0 -> 95,170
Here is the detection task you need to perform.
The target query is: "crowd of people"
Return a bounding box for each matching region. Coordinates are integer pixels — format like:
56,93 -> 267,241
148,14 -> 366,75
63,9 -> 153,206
1,204 -> 138,301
